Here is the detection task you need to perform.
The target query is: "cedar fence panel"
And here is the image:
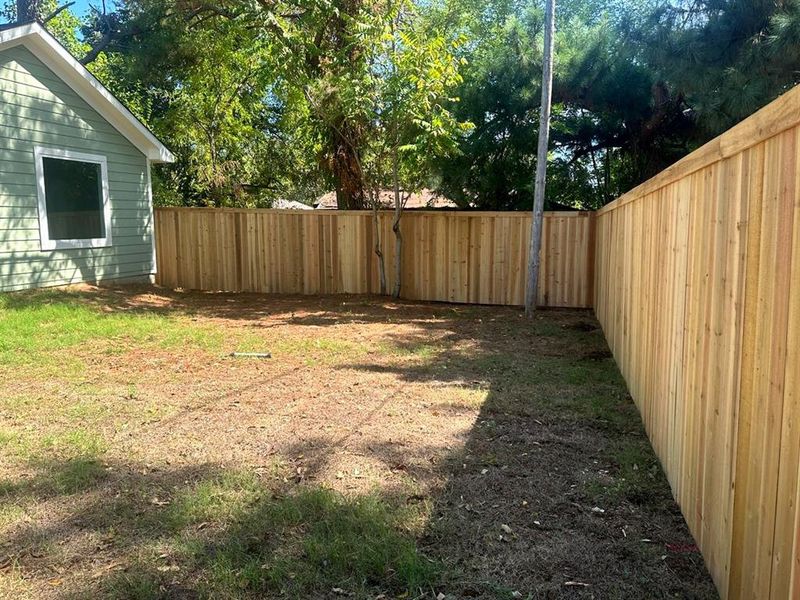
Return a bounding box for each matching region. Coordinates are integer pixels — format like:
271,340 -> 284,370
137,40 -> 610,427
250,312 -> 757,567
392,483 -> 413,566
594,84 -> 800,599
154,209 -> 594,308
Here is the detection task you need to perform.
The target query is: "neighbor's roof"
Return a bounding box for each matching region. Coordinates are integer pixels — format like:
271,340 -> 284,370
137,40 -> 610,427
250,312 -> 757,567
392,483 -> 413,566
272,199 -> 314,210
0,21 -> 174,163
314,189 -> 457,210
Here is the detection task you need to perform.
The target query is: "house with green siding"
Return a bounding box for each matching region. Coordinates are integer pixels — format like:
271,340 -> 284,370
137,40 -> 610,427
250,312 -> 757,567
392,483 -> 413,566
0,21 -> 173,291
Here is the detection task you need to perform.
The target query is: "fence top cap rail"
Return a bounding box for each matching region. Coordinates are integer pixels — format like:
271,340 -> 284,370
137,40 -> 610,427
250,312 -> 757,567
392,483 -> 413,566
155,207 -> 592,218
597,83 -> 800,217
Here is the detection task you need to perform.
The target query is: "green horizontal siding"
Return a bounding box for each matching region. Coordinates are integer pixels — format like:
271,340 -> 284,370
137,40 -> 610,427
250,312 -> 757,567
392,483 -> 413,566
0,133 -> 145,160
0,212 -> 151,227
0,45 -> 155,291
0,178 -> 147,197
0,233 -> 153,254
0,84 -> 121,133
2,154 -> 148,176
0,251 -> 154,277
0,185 -> 150,204
1,206 -> 152,220
0,262 -> 155,292
0,230 -> 41,244
0,53 -> 131,133
0,124 -> 145,155
0,226 -> 154,252
0,237 -> 152,256
0,217 -> 39,229
2,160 -> 147,183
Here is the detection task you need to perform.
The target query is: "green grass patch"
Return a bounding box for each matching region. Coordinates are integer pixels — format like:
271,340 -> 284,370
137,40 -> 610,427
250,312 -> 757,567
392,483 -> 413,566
430,386 -> 489,409
99,569 -> 167,600
101,476 -> 437,600
531,319 -> 570,337
0,455 -> 107,501
199,487 -> 437,598
49,457 -> 107,494
0,429 -> 111,495
587,436 -> 672,510
377,340 -> 439,359
0,426 -> 19,449
40,428 -> 107,457
64,397 -> 113,421
0,501 -> 27,528
167,471 -> 266,531
0,387 -> 178,451
522,355 -> 624,387
272,336 -> 364,362
441,348 -> 629,424
0,289 -> 228,374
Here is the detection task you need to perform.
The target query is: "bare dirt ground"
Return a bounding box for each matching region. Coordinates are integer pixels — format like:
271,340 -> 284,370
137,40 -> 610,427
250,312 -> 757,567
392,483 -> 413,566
0,286 -> 717,599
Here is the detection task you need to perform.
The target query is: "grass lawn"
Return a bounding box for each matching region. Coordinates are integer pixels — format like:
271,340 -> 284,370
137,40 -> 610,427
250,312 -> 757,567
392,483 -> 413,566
0,286 -> 717,599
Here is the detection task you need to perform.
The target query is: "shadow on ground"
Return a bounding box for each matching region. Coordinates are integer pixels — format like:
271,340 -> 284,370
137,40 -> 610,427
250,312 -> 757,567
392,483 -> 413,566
0,286 -> 718,599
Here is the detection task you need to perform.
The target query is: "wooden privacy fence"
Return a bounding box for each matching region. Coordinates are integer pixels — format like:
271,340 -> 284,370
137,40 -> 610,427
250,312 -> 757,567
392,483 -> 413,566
153,83 -> 800,600
594,85 -> 800,599
154,209 -> 595,308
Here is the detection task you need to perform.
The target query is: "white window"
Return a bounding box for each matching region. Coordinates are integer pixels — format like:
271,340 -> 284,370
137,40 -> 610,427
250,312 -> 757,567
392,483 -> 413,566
34,147 -> 112,250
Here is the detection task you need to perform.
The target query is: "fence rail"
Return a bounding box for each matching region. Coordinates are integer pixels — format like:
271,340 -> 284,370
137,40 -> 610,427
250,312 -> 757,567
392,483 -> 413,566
594,84 -> 800,599
154,208 -> 594,308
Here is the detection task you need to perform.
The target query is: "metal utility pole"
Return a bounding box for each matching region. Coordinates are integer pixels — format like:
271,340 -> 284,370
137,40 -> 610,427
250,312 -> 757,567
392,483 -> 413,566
525,0 -> 556,317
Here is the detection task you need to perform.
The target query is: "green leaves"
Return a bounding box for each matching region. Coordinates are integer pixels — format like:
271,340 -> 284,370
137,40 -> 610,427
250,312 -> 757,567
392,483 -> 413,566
38,0 -> 796,211
274,0 -> 472,200
640,0 -> 800,136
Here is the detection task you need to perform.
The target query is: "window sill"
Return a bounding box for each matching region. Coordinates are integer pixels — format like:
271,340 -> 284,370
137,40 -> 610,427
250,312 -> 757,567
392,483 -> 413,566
40,238 -> 113,251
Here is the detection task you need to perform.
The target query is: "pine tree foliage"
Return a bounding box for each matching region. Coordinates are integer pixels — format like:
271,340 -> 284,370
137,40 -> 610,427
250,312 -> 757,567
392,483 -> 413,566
640,0 -> 800,135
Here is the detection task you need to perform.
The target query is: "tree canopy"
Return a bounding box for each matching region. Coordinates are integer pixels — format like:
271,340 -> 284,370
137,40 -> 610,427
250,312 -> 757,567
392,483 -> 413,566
8,0 -> 800,210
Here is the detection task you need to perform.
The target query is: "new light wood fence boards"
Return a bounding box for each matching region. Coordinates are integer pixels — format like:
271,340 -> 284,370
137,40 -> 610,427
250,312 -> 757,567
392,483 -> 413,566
154,209 -> 594,308
154,85 -> 800,599
594,85 -> 800,599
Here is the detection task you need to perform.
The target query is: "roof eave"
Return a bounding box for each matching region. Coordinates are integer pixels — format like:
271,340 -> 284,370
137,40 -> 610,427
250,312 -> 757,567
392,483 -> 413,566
0,22 -> 175,163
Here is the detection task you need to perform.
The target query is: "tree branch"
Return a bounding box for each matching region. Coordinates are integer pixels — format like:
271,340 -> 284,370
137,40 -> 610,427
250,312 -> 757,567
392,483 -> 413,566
43,1 -> 75,23
79,29 -> 114,64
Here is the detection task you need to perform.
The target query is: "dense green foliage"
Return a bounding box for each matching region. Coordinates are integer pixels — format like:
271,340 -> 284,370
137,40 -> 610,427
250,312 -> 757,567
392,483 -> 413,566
433,0 -> 800,209
8,0 -> 800,209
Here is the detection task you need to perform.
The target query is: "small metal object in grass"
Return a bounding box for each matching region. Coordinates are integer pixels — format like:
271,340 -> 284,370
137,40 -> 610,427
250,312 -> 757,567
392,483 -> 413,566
228,352 -> 272,359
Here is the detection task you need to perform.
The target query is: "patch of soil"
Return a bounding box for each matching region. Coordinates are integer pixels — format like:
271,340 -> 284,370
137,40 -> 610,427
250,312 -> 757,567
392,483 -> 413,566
581,349 -> 614,361
568,320 -> 600,333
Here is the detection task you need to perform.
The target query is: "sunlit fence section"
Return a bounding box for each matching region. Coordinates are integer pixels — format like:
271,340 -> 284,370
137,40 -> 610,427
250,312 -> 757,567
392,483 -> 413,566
594,85 -> 800,599
154,208 -> 595,308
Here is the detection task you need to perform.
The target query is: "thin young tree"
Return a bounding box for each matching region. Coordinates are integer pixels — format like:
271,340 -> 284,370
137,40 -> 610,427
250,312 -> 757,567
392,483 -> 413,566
525,0 -> 556,317
303,2 -> 470,299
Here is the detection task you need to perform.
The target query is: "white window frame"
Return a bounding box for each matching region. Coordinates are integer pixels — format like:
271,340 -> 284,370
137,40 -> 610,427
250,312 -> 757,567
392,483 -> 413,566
34,146 -> 113,251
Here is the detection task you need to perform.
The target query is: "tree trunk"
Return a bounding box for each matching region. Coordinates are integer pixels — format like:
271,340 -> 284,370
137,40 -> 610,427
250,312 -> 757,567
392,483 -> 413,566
372,191 -> 387,295
391,150 -> 403,299
525,0 -> 556,317
336,186 -> 365,210
331,123 -> 366,210
17,0 -> 36,21
325,2 -> 367,212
